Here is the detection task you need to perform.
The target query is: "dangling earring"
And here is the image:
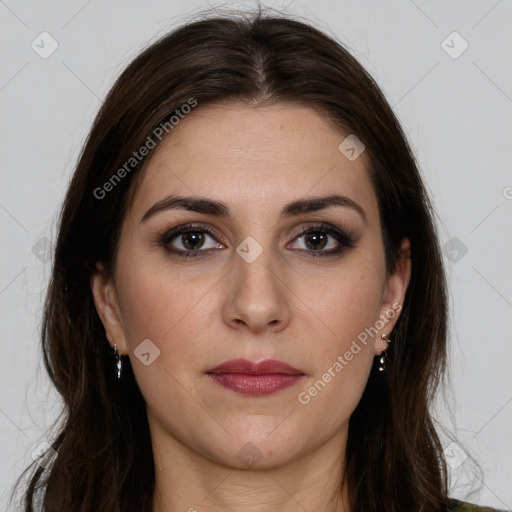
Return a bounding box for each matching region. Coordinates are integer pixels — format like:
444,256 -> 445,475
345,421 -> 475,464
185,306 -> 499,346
114,343 -> 122,379
378,332 -> 392,372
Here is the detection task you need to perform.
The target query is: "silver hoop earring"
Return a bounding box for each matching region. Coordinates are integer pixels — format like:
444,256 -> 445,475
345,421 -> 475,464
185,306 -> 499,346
114,344 -> 122,379
378,333 -> 392,372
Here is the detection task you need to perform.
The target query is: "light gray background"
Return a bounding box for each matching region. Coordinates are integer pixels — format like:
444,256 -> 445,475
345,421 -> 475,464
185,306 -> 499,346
1,0 -> 511,510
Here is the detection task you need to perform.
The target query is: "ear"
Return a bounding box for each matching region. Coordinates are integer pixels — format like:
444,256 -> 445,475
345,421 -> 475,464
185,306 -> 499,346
90,263 -> 128,355
375,237 -> 411,355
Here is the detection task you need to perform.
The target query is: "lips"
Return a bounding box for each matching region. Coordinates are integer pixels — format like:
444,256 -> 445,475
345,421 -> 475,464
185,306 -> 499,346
207,358 -> 304,375
206,358 -> 305,396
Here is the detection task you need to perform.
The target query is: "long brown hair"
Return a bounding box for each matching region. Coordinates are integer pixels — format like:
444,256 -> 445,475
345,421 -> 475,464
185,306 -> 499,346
16,7 -> 454,511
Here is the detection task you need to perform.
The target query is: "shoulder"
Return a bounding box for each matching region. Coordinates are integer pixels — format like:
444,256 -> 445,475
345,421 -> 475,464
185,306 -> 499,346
448,498 -> 510,512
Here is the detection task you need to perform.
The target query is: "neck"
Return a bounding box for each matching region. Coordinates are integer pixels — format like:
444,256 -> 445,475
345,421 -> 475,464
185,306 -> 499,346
150,420 -> 350,512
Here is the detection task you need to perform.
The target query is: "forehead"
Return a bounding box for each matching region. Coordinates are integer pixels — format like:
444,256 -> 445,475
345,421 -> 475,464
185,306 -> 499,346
128,104 -> 379,225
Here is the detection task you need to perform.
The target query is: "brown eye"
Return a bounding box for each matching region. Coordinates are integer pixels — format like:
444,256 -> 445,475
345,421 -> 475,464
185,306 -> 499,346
159,223 -> 224,257
303,232 -> 329,251
288,223 -> 357,257
180,232 -> 205,250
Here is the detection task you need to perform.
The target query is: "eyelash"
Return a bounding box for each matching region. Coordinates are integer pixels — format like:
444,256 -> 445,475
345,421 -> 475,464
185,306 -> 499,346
158,222 -> 357,259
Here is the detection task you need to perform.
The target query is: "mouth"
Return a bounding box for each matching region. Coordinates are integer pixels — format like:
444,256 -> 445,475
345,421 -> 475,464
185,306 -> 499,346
206,358 -> 306,396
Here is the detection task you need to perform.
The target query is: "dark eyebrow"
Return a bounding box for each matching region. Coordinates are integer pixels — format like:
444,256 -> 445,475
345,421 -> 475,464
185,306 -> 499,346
141,193 -> 367,225
280,194 -> 367,225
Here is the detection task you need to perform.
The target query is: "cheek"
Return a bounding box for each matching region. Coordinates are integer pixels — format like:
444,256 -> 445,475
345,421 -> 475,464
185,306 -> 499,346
116,252 -> 212,342
290,258 -> 384,419
292,278 -> 379,431
114,252 -> 222,392
293,254 -> 385,349
113,268 -> 211,426
296,347 -> 373,438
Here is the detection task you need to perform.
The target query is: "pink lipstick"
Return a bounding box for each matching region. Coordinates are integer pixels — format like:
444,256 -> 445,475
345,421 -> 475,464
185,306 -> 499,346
206,358 -> 305,396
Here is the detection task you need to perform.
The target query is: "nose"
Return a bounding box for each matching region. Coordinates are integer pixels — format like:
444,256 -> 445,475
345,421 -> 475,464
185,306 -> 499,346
222,246 -> 291,335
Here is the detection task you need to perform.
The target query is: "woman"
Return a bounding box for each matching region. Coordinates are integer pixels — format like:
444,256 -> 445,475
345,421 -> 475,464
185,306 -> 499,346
14,8 -> 507,512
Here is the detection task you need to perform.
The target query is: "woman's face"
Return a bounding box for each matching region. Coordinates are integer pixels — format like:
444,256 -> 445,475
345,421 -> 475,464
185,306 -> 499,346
92,103 -> 410,470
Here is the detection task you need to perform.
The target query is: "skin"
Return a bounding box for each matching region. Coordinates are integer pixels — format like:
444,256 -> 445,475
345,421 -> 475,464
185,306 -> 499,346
91,104 -> 411,512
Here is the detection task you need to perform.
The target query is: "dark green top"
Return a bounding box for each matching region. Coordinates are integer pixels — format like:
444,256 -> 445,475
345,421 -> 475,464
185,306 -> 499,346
449,498 -> 510,511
